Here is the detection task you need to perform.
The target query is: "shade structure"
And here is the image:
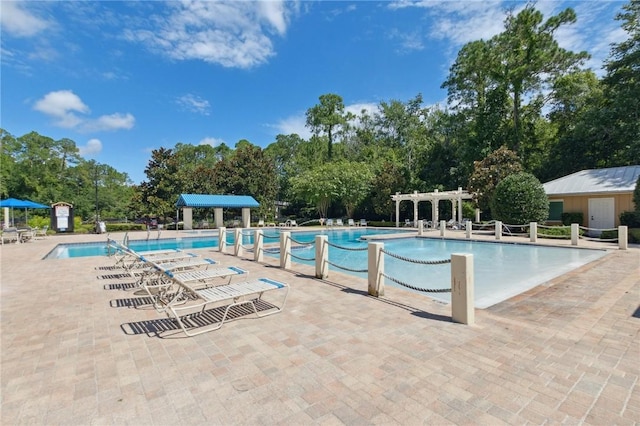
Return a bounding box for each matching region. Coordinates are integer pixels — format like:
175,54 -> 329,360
0,198 -> 33,208
1,198 -> 49,227
22,200 -> 49,209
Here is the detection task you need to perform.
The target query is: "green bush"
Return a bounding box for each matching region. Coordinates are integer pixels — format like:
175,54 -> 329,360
490,172 -> 549,225
561,212 -> 584,226
537,226 -> 572,239
629,229 -> 640,244
620,211 -> 640,228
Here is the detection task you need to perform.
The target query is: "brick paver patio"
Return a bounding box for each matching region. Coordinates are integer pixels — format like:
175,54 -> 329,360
1,231 -> 638,425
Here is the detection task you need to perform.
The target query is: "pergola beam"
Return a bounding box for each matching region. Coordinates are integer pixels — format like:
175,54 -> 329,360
391,188 -> 474,228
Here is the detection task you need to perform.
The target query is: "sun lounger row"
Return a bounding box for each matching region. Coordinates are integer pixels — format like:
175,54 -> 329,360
106,239 -> 289,336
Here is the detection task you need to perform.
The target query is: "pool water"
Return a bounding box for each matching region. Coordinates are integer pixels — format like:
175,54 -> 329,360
45,229 -> 608,308
286,237 -> 607,308
43,228 -> 406,259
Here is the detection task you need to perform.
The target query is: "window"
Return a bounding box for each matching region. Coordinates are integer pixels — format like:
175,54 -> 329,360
548,200 -> 563,221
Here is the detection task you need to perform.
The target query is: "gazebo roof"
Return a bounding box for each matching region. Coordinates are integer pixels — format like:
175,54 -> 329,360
391,188 -> 473,202
176,194 -> 259,208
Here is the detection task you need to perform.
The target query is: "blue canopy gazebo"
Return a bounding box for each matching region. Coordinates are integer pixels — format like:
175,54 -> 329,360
176,194 -> 260,229
1,198 -> 49,227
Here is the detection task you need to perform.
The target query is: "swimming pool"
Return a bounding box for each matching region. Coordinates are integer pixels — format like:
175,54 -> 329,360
45,229 -> 608,309
264,235 -> 608,308
43,228 -> 407,259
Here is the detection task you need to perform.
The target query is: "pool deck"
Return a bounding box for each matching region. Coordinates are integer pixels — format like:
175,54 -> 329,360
1,228 -> 639,424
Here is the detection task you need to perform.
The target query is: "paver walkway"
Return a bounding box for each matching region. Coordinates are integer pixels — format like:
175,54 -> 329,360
1,232 -> 638,425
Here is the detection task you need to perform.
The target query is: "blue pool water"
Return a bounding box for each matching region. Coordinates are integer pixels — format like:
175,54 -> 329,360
284,237 -> 607,308
43,228 -> 406,259
45,229 -> 607,308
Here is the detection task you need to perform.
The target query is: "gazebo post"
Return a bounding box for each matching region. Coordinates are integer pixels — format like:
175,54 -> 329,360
413,191 -> 419,227
395,192 -> 400,228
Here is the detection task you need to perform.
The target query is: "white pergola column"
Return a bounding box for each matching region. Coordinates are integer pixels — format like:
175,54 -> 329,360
395,192 -> 400,228
457,187 -> 464,223
432,199 -> 439,226
413,193 -> 418,227
451,199 -> 457,224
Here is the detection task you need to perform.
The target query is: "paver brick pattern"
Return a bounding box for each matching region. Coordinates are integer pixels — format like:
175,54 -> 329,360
1,233 -> 638,425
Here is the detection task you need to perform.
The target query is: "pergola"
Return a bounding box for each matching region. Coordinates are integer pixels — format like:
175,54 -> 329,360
391,187 -> 474,228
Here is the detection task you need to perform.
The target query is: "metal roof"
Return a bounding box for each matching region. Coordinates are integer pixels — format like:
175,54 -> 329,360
176,194 -> 260,208
543,165 -> 640,196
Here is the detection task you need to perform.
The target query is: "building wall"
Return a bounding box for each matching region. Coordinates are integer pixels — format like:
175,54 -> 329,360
548,193 -> 634,226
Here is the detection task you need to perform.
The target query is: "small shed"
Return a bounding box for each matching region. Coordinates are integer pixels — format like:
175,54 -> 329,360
176,194 -> 260,230
543,165 -> 640,228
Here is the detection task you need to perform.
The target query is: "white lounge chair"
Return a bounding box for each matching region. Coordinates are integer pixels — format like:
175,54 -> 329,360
1,227 -> 19,245
257,219 -> 265,227
359,219 -> 367,227
143,260 -> 249,312
326,219 -> 334,227
165,277 -> 289,336
335,218 -> 344,226
34,225 -> 48,239
348,219 -> 355,226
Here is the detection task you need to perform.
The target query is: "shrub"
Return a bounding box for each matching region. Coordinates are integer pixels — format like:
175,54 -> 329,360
561,212 -> 584,226
490,172 -> 549,224
620,211 -> 640,228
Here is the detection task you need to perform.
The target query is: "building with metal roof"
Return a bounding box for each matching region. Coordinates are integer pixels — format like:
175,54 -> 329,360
543,165 -> 639,229
176,194 -> 260,229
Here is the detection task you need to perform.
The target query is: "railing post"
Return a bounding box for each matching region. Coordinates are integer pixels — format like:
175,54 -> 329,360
530,222 -> 537,243
440,220 -> 446,237
418,219 -> 424,236
234,228 -> 243,256
280,231 -> 291,269
218,227 -> 227,253
451,253 -> 474,325
475,208 -> 481,223
254,229 -> 263,261
619,225 -> 628,250
315,235 -> 328,278
571,223 -> 579,246
465,220 -> 471,239
495,221 -> 502,240
368,242 -> 384,297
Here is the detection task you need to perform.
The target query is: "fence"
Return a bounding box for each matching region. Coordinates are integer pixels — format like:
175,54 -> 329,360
217,227 -> 475,325
416,220 -> 628,250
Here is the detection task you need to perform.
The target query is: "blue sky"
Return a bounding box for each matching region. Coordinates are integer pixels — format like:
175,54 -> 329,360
1,1 -> 627,184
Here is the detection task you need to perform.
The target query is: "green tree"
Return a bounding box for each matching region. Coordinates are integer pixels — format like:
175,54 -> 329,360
370,160 -> 410,221
289,164 -> 341,218
334,161 -> 373,218
468,146 -> 523,214
490,172 -> 549,224
137,147 -> 180,220
601,0 -> 640,165
442,5 -> 589,166
305,93 -> 353,160
213,144 -> 278,220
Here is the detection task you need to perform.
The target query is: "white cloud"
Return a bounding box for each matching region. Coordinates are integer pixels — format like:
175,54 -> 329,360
123,1 -> 294,69
33,90 -> 90,128
0,1 -> 51,37
177,94 -> 211,115
86,113 -> 135,132
33,90 -> 135,132
199,137 -> 225,147
271,113 -> 311,140
78,138 -> 103,156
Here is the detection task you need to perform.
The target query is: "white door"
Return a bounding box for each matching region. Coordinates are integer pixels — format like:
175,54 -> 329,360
588,198 -> 615,233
